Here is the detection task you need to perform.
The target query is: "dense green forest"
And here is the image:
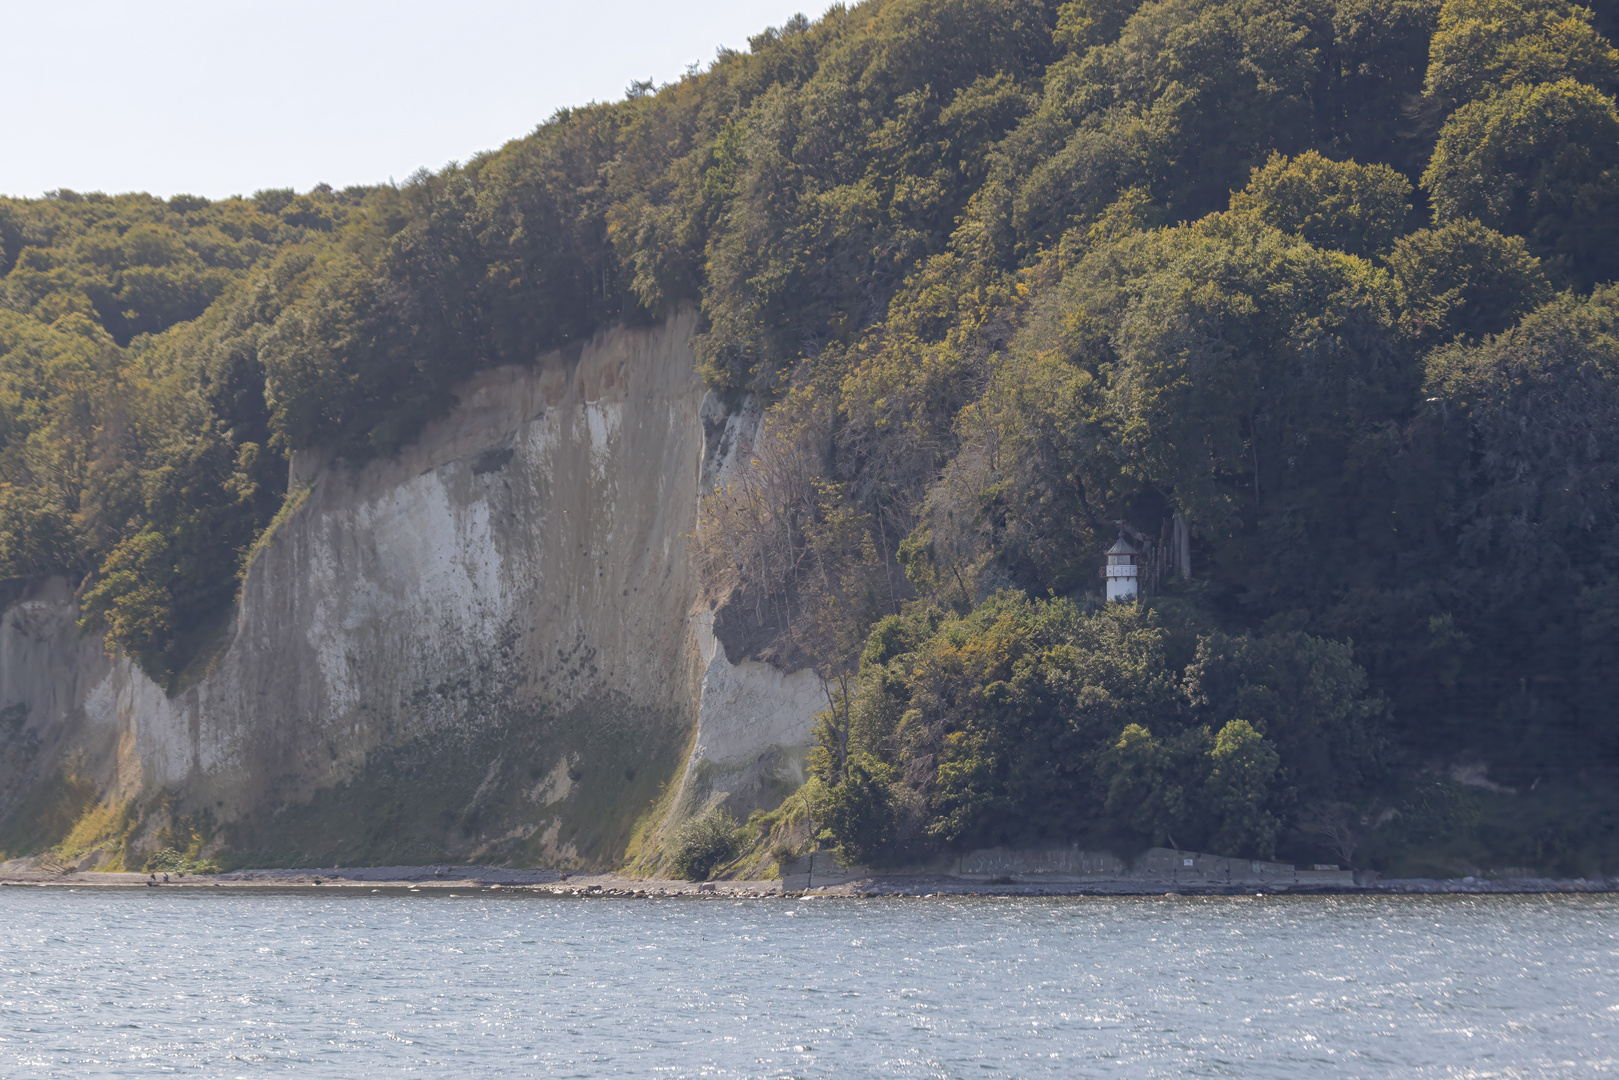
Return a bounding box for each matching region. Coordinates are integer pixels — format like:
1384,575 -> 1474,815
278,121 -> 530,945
4,0 -> 1618,873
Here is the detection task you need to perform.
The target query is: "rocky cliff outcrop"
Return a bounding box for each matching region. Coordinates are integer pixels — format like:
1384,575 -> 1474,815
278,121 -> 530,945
0,311 -> 822,868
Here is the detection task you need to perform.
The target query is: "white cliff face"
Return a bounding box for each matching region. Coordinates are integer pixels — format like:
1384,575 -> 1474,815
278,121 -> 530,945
675,612 -> 829,818
0,312 -> 821,867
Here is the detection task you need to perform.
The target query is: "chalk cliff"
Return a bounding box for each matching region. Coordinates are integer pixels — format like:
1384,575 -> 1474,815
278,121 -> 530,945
0,311 -> 822,868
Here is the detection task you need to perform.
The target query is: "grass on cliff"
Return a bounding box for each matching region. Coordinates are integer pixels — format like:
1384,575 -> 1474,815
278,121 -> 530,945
705,781 -> 823,881
219,692 -> 693,872
0,767 -> 97,862
240,482 -> 311,578
56,798 -> 136,865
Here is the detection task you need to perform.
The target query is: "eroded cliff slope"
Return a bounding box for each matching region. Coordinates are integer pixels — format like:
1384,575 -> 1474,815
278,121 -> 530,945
0,312 -> 822,869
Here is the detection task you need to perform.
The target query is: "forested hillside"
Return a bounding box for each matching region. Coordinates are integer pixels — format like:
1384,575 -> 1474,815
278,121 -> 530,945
4,0 -> 1618,873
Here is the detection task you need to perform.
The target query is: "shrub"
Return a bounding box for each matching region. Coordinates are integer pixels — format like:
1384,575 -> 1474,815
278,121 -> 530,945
669,808 -> 740,880
816,753 -> 901,866
141,847 -> 223,874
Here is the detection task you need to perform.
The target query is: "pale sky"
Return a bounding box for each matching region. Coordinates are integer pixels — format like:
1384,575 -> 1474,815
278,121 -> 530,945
2,1 -> 809,199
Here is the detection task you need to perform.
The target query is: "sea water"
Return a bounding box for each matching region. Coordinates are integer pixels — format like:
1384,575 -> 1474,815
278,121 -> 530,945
1,889 -> 1614,1077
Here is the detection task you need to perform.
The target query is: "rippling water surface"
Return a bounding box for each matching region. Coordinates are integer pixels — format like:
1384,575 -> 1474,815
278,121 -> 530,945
2,889 -> 1616,1077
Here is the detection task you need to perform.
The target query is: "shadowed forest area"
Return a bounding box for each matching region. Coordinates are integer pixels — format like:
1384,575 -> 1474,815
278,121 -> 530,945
3,0 -> 1619,875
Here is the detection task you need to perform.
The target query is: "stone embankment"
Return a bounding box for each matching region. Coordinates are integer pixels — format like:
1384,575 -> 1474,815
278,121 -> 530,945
4,849 -> 1614,897
834,875 -> 1619,897
0,865 -> 785,897
779,846 -> 1619,897
781,846 -> 1358,892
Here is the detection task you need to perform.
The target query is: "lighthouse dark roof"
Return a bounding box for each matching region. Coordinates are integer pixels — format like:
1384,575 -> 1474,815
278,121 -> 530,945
1106,536 -> 1138,556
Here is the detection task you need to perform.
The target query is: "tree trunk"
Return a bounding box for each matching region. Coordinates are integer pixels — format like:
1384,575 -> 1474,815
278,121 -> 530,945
1174,512 -> 1192,580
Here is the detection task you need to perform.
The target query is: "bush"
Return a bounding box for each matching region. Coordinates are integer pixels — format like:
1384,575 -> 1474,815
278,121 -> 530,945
141,847 -> 223,874
816,754 -> 901,866
669,808 -> 740,880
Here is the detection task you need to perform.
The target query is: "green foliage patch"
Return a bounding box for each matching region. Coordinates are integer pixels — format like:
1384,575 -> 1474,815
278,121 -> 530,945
808,595 -> 1384,862
668,808 -> 743,880
141,848 -> 224,875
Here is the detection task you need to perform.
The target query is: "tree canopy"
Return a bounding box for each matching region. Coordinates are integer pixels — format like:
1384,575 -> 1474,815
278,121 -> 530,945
3,0 -> 1618,870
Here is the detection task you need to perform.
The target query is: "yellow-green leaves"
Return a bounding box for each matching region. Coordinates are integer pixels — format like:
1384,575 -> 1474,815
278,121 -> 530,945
1054,0 -> 1139,54
1229,151 -> 1413,256
1426,0 -> 1619,103
1205,717 -> 1282,856
1385,218 -> 1552,340
1423,79 -> 1619,284
815,592 -> 1382,859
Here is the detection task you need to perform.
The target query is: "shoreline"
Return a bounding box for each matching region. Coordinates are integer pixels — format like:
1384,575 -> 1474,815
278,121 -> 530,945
2,865 -> 1615,898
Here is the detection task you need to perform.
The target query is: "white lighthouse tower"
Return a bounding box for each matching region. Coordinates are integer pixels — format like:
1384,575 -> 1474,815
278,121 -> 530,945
1104,535 -> 1139,602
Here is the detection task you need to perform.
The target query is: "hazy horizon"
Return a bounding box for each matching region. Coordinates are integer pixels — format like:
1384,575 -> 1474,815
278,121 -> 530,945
2,0 -> 807,200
